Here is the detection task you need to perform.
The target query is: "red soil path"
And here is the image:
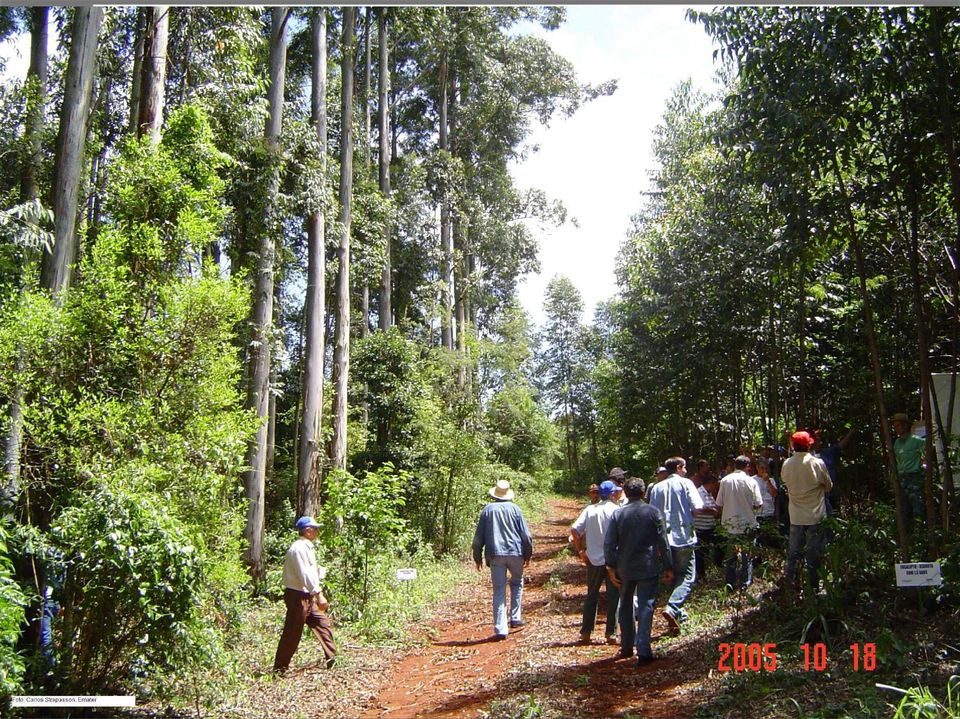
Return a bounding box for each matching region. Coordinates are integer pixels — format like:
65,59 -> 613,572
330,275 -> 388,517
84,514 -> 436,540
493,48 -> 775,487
359,497 -> 718,719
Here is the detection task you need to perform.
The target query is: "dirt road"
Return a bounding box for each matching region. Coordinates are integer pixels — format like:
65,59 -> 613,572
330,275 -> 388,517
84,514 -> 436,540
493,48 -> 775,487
359,497 -> 723,719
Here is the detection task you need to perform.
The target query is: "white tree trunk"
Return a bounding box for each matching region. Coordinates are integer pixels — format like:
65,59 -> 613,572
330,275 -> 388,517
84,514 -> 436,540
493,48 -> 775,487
330,6 -> 356,471
377,9 -> 392,330
298,8 -> 328,516
243,6 -> 288,581
40,6 -> 103,299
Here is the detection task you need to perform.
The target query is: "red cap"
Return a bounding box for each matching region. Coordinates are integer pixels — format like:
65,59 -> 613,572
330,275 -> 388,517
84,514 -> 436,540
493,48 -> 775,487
791,431 -> 813,450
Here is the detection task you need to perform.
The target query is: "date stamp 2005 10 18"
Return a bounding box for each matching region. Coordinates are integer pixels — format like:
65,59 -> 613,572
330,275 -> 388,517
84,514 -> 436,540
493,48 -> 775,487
717,643 -> 877,673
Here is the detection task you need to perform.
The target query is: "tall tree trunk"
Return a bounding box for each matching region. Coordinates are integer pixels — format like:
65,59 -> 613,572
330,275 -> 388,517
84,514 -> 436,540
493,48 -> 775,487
796,256 -> 807,423
21,6 -> 48,203
439,49 -> 454,350
377,8 -> 392,331
243,7 -> 288,581
356,7 -> 373,340
906,150 -> 940,542
40,6 -> 103,300
833,154 -> 908,552
362,7 -> 372,170
6,6 -> 49,493
137,6 -> 169,143
128,8 -> 145,134
454,217 -> 467,387
329,6 -> 356,472
298,8 -> 328,517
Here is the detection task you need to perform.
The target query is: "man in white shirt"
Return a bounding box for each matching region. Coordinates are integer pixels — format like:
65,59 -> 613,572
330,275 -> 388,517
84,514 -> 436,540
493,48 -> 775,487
781,431 -> 833,592
716,455 -> 763,590
273,516 -> 336,673
753,458 -> 779,550
571,480 -> 622,644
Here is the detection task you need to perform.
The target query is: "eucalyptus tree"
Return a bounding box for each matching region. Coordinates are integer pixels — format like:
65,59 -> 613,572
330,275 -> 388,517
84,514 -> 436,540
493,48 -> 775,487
5,7 -> 50,489
39,6 -> 103,299
20,7 -> 48,204
329,6 -> 357,472
242,6 -> 288,580
377,7 -> 392,331
135,6 -> 169,143
692,6 -> 960,548
298,7 -> 327,518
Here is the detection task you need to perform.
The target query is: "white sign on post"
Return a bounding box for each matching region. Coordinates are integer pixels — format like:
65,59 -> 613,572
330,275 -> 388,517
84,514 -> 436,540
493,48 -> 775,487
895,562 -> 943,587
396,568 -> 417,582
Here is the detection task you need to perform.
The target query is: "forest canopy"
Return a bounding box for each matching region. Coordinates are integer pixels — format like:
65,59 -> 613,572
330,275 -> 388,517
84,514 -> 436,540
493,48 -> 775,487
0,5 -> 957,714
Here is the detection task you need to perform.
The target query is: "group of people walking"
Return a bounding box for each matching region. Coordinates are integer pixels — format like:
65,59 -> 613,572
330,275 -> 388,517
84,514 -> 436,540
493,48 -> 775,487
565,434 -> 838,665
273,413 -> 925,672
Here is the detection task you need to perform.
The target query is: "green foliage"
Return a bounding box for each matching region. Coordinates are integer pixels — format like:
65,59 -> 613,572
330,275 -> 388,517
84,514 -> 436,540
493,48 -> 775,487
884,676 -> 960,719
0,521 -> 26,694
314,466 -> 412,623
52,486 -> 213,689
485,382 -> 559,477
0,104 -> 255,693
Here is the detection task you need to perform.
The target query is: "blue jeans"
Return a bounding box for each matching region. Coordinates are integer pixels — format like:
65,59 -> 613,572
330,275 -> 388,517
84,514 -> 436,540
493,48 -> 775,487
489,555 -> 525,636
786,523 -> 826,591
900,472 -> 924,527
665,547 -> 695,623
581,563 -> 619,637
619,576 -> 658,659
724,532 -> 755,589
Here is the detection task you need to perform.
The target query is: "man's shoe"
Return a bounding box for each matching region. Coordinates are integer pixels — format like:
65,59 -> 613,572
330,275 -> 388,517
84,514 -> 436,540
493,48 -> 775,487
578,633 -> 591,644
617,648 -> 634,659
325,656 -> 336,670
605,634 -> 619,645
662,610 -> 680,634
637,655 -> 655,667
493,633 -> 508,641
510,620 -> 525,628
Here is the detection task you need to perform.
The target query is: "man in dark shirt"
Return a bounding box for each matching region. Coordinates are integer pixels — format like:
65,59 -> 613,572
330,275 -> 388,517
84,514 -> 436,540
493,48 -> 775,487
473,480 -> 534,640
604,478 -> 674,666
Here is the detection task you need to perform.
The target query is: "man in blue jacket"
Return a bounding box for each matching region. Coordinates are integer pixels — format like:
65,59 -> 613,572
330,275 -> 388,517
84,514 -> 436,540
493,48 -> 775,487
473,480 -> 534,640
605,477 -> 674,666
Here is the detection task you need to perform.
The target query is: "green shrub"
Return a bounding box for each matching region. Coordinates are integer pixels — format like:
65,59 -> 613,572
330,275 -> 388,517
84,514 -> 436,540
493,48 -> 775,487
0,521 -> 26,694
53,486 -> 212,689
0,104 -> 255,695
316,466 -> 414,622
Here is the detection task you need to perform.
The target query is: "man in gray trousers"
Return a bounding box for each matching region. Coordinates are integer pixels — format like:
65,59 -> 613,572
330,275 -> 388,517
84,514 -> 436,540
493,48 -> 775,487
473,480 -> 534,640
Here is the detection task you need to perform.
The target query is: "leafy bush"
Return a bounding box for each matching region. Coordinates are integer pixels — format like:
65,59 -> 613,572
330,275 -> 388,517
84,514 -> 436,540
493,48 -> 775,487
0,104 -> 255,694
0,521 -> 26,694
315,466 -> 413,622
52,486 -> 212,689
882,676 -> 960,719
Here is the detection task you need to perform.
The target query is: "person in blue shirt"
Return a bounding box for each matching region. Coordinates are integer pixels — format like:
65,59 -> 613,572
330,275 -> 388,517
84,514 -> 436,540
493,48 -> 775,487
647,456 -> 703,632
473,480 -> 534,640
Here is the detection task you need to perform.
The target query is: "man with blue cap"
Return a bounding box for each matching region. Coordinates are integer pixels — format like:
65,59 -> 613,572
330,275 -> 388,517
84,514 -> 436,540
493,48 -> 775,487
273,516 -> 336,673
570,479 -> 622,644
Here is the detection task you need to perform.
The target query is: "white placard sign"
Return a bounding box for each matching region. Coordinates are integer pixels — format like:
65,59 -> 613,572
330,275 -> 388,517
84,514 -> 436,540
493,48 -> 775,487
396,568 -> 417,582
895,562 -> 942,587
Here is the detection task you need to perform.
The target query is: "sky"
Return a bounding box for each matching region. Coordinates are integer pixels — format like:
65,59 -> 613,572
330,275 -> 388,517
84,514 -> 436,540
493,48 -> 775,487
510,5 -> 721,327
